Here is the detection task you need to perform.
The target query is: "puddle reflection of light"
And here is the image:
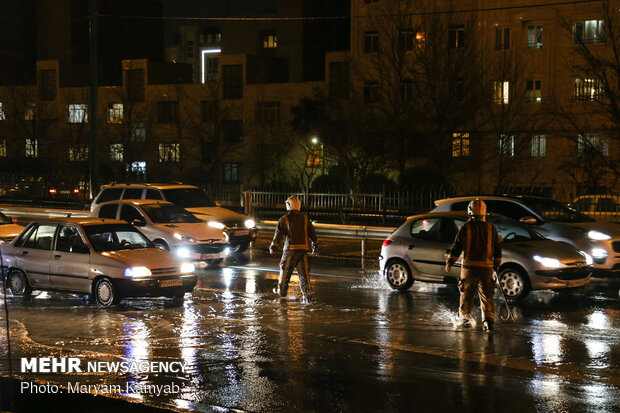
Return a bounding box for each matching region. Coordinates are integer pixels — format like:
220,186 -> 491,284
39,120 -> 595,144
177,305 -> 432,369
35,292 -> 50,300
180,300 -> 201,374
582,383 -> 612,407
531,333 -> 562,364
585,339 -> 609,364
587,311 -> 610,330
222,267 -> 234,290
245,277 -> 256,295
375,294 -> 392,376
173,399 -> 192,410
124,319 -> 150,361
529,373 -> 561,399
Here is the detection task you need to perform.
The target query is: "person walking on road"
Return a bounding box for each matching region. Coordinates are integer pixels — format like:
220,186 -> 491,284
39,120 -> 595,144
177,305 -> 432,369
445,199 -> 501,331
270,195 -> 318,303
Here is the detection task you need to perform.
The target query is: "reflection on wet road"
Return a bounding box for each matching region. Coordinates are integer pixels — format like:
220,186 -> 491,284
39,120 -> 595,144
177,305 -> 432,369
1,252 -> 619,412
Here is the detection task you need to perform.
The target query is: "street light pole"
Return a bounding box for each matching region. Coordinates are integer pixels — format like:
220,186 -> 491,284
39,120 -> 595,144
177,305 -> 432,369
89,0 -> 99,199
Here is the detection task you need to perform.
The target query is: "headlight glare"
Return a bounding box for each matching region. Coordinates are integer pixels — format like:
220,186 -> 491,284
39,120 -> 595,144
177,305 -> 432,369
591,248 -> 608,259
180,263 -> 195,273
588,230 -> 611,241
176,247 -> 191,258
208,221 -> 225,230
124,266 -> 152,277
533,255 -> 563,268
244,219 -> 256,228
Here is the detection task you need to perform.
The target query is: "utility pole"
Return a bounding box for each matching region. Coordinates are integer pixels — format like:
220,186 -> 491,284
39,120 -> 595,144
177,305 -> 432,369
89,0 -> 99,199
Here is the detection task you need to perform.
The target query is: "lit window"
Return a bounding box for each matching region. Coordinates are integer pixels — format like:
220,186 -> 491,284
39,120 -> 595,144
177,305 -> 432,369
528,25 -> 543,48
0,140 -> 6,157
131,122 -> 146,142
110,143 -> 124,162
364,30 -> 379,53
0,102 -> 5,120
68,104 -> 88,123
201,48 -> 221,83
526,79 -> 542,102
107,103 -> 123,123
263,31 -> 277,48
574,20 -> 605,44
449,25 -> 465,48
452,133 -> 470,157
574,78 -> 604,100
578,134 -> 608,156
493,81 -> 510,104
531,135 -> 546,157
158,143 -> 180,162
499,135 -> 514,157
25,138 -> 38,158
127,161 -> 146,178
69,145 -> 88,161
223,162 -> 242,183
364,80 -> 380,103
495,27 -> 510,50
255,102 -> 281,125
25,103 -> 36,121
306,145 -> 323,167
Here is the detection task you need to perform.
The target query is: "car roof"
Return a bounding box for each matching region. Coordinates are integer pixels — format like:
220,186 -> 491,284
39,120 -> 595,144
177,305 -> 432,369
97,199 -> 174,207
33,217 -> 127,226
100,183 -> 197,190
434,194 -> 552,205
407,211 -> 504,220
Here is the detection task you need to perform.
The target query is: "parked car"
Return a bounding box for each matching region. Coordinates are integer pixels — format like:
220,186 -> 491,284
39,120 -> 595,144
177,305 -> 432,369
91,200 -> 230,265
1,218 -> 197,306
571,195 -> 620,222
379,212 -> 593,300
0,211 -> 24,242
432,195 -> 620,276
90,183 -> 257,253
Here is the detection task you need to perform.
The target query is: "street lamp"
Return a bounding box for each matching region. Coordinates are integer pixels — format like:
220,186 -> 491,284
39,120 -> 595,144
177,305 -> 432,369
311,137 -> 319,145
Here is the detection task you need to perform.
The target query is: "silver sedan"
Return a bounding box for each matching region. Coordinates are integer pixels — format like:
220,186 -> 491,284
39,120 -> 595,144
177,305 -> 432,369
379,212 -> 593,300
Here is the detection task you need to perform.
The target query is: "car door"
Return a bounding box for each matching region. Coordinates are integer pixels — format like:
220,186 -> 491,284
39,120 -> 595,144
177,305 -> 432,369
49,225 -> 91,293
15,224 -> 57,289
440,217 -> 466,279
406,218 -> 444,279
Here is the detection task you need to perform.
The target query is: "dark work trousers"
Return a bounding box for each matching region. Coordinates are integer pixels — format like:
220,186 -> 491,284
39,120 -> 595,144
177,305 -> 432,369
277,250 -> 313,298
458,267 -> 495,322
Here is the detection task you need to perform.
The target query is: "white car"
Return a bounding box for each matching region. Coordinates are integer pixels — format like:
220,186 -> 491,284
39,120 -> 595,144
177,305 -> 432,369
91,199 -> 230,265
2,218 -> 197,306
90,183 -> 257,252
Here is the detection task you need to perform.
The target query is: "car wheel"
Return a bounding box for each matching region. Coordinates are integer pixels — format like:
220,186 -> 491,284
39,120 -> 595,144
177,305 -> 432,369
153,240 -> 170,251
94,278 -> 118,307
207,258 -> 224,266
386,260 -> 413,291
8,270 -> 32,296
498,267 -> 530,300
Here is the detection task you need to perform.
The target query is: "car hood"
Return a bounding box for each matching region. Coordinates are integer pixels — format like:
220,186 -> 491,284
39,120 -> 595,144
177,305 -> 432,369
98,248 -> 181,269
563,221 -> 620,238
503,239 -> 585,263
185,206 -> 247,222
0,224 -> 24,240
153,223 -> 226,242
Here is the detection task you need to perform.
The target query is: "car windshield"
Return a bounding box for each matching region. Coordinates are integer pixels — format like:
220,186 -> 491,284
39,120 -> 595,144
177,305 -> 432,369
488,216 -> 545,242
0,212 -> 11,225
162,188 -> 216,208
142,203 -> 202,224
84,224 -> 154,252
522,198 -> 595,223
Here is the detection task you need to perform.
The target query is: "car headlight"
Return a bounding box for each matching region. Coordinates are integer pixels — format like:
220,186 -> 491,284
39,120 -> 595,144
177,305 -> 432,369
174,233 -> 195,243
533,255 -> 563,268
180,263 -> 195,273
176,246 -> 191,258
223,247 -> 231,256
588,230 -> 611,241
208,221 -> 225,230
124,266 -> 152,277
579,251 -> 594,266
591,248 -> 608,259
244,219 -> 256,229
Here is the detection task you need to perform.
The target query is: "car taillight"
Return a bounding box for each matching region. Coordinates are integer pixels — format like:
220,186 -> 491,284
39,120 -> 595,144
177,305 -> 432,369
382,239 -> 392,247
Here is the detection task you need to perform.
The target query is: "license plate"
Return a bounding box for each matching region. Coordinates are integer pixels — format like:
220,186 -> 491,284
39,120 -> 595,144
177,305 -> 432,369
160,279 -> 183,287
201,253 -> 221,260
233,230 -> 250,236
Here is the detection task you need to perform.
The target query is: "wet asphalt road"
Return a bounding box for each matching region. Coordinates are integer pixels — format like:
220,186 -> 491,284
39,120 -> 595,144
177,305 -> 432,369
1,248 -> 620,413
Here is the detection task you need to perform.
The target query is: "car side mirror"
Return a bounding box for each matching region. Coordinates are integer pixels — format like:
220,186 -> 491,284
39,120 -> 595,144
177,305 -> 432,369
520,216 -> 539,225
131,219 -> 146,227
215,201 -> 222,207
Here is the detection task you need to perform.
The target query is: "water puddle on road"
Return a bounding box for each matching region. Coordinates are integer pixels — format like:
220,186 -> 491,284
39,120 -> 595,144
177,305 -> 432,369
351,270 -> 390,290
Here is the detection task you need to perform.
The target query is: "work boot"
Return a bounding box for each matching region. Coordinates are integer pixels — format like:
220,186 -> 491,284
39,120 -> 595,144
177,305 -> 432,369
272,287 -> 284,298
482,320 -> 494,332
457,314 -> 472,328
301,295 -> 312,304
